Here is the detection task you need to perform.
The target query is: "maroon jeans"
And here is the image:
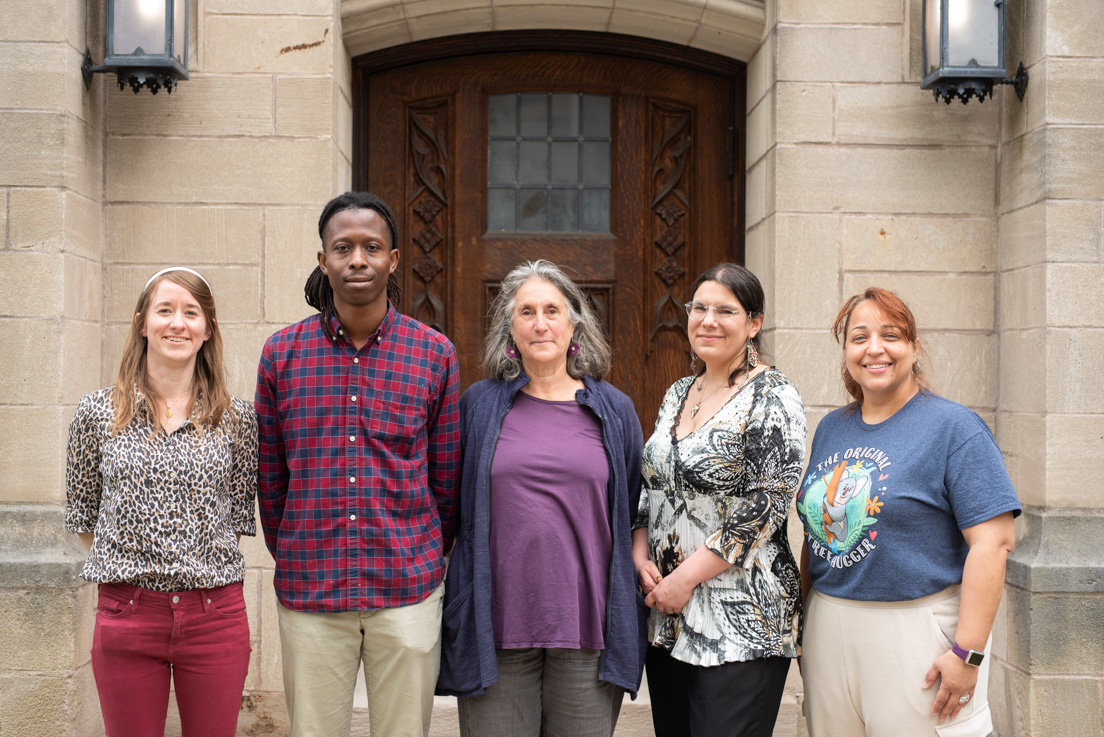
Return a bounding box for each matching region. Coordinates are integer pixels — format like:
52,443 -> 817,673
91,581 -> 251,737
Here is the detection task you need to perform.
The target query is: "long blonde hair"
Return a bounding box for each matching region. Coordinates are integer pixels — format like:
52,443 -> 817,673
111,270 -> 233,436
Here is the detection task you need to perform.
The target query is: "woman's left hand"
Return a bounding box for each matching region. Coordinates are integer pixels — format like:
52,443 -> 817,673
923,649 -> 979,723
644,568 -> 694,615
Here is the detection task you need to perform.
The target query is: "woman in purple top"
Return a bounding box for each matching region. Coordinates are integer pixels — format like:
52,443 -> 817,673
438,260 -> 645,737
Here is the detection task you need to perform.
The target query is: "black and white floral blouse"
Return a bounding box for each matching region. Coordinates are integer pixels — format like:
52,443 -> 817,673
635,369 -> 806,666
65,388 -> 258,592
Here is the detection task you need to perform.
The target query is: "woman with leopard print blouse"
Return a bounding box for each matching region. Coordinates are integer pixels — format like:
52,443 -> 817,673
65,267 -> 257,737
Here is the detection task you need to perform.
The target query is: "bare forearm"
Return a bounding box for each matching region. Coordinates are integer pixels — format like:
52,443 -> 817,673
644,541 -> 731,613
631,527 -> 650,567
953,542 -> 1010,651
954,512 -> 1016,650
669,544 -> 732,588
77,532 -> 94,550
800,542 -> 812,607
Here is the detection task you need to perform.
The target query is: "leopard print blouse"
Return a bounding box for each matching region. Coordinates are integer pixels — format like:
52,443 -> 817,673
65,387 -> 258,591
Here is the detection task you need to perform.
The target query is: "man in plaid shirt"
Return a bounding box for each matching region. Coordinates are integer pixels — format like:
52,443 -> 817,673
255,192 -> 460,737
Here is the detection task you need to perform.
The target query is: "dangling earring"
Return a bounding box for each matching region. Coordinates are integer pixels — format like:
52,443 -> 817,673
690,350 -> 698,375
911,360 -> 919,375
505,344 -> 519,359
568,341 -> 580,356
747,340 -> 759,369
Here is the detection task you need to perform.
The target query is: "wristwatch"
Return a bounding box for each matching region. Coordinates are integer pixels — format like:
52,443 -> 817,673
951,642 -> 985,667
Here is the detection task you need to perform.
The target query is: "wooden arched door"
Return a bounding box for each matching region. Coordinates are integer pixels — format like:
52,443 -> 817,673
355,34 -> 745,428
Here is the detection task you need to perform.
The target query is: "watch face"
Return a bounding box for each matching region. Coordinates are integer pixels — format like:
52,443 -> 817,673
966,651 -> 985,667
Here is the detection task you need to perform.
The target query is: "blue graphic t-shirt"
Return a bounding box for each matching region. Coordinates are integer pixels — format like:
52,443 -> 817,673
797,391 -> 1021,602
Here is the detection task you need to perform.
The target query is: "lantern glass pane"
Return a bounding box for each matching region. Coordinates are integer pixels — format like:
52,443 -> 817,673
924,0 -> 942,74
173,0 -> 186,64
113,0 -> 168,57
947,0 -> 1000,68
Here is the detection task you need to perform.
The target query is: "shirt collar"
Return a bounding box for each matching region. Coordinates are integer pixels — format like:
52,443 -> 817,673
326,302 -> 396,347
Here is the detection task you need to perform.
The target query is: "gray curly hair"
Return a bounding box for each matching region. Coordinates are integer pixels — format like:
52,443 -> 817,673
483,260 -> 611,381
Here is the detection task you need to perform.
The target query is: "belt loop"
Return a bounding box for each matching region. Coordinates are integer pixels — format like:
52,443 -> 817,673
200,588 -> 212,613
131,585 -> 143,614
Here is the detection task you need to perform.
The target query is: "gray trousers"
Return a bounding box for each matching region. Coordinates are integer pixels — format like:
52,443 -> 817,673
457,647 -> 625,737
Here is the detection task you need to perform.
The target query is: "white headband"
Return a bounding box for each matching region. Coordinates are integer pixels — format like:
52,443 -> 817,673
144,267 -> 212,292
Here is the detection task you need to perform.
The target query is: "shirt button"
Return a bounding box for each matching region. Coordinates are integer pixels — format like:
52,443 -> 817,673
349,514 -> 356,521
339,329 -> 344,335
349,476 -> 356,483
351,395 -> 357,402
349,436 -> 355,442
353,358 -> 359,364
172,595 -> 180,604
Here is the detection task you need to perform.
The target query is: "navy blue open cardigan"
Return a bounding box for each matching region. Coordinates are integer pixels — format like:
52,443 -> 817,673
436,374 -> 647,698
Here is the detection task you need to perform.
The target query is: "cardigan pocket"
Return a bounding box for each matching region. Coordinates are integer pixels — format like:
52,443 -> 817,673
437,582 -> 481,694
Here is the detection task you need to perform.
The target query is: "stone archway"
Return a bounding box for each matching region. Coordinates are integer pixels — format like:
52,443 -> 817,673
339,0 -> 766,61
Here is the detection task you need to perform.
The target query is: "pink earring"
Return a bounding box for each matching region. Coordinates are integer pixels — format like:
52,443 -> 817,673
505,345 -> 519,359
568,341 -> 580,356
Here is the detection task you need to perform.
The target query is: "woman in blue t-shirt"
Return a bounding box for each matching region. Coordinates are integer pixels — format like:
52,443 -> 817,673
797,287 -> 1020,737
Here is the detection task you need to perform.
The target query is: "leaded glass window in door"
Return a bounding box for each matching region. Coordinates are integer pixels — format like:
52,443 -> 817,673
487,92 -> 611,233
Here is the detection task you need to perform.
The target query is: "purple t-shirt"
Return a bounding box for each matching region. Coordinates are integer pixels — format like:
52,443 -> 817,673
489,391 -> 612,650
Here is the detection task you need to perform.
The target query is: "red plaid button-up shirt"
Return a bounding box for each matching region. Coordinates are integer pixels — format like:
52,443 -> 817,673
255,306 -> 460,612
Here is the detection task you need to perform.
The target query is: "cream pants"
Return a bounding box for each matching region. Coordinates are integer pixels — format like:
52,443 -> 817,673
276,583 -> 444,737
802,586 -> 993,737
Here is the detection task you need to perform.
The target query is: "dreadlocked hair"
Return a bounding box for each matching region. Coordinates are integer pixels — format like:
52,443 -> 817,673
305,191 -> 403,340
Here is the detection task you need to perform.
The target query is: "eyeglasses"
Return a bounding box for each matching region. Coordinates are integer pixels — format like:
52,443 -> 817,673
685,302 -> 747,321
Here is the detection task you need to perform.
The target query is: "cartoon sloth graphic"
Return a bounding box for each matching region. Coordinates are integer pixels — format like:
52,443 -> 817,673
821,462 -> 870,546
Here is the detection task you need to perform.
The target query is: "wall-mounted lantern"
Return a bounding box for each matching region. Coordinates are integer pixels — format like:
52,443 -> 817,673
921,0 -> 1028,104
82,0 -> 189,94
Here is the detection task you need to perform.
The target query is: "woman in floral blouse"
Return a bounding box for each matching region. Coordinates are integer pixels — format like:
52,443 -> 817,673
632,263 -> 806,737
65,267 -> 257,737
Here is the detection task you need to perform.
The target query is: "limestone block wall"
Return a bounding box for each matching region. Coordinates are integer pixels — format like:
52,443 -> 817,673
0,0 -> 107,734
750,0 -> 1001,423
995,1 -> 1104,735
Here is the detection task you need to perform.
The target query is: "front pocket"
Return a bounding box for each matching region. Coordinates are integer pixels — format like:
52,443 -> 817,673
96,592 -> 134,619
438,583 -> 482,694
935,704 -> 993,737
925,591 -> 961,650
209,589 -> 248,618
369,397 -> 424,459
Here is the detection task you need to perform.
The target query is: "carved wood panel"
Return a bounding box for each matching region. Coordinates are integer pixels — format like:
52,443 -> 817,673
647,102 -> 693,347
406,98 -> 450,333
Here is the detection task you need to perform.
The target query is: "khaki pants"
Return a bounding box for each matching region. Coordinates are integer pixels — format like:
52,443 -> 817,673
276,584 -> 444,737
802,587 -> 993,737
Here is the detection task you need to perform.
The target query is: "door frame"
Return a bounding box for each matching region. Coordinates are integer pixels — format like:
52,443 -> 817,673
351,30 -> 747,264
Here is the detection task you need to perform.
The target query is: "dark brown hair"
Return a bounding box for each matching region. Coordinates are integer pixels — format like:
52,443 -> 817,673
688,263 -> 766,386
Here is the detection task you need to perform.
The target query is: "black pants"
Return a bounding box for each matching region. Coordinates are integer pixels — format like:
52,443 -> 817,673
645,646 -> 791,737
